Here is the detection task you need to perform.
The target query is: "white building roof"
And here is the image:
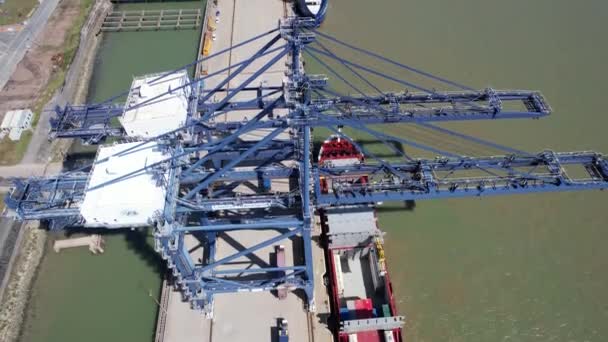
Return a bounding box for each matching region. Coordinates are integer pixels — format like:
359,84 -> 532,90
80,141 -> 169,228
1,109 -> 32,129
120,70 -> 191,138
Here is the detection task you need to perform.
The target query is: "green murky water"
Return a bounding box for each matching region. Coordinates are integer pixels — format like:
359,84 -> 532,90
318,0 -> 608,341
19,2 -> 204,342
20,231 -> 165,342
87,1 -> 203,103
20,0 -> 608,341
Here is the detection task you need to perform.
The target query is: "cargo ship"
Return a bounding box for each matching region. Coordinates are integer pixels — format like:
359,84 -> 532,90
318,135 -> 405,342
295,0 -> 328,23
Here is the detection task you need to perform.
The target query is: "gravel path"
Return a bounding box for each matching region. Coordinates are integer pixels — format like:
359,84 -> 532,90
0,219 -> 21,301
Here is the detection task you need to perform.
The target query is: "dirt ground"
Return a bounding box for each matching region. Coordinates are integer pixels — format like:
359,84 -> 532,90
0,0 -> 80,117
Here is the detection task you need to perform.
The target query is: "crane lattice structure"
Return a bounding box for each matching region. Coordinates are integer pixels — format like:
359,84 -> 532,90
4,3 -> 608,317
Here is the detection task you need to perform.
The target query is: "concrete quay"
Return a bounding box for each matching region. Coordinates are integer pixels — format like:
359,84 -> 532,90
203,0 -> 290,130
156,1 -> 333,342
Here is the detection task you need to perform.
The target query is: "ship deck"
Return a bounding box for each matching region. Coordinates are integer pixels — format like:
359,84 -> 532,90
335,251 -> 385,307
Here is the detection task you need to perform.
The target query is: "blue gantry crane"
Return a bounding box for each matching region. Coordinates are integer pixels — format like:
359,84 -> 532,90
4,2 -> 608,317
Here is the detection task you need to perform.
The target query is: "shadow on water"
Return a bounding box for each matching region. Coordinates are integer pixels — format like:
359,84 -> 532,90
375,200 -> 417,213
64,227 -> 166,275
124,228 -> 167,275
61,150 -> 97,172
358,138 -> 406,155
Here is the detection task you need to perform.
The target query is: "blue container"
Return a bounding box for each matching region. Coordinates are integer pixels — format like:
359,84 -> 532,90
339,307 -> 351,320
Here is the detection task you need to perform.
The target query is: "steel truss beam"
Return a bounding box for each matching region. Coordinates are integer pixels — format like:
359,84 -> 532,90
50,86 -> 552,143
4,174 -> 88,221
180,165 -> 295,184
49,24 -> 550,144
4,14 -> 607,318
316,151 -> 608,205
183,128 -> 287,199
174,216 -> 302,231
155,221 -> 307,317
175,193 -> 297,212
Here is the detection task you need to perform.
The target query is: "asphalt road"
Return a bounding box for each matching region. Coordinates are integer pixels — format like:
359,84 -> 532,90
0,0 -> 60,91
0,162 -> 62,179
0,31 -> 15,57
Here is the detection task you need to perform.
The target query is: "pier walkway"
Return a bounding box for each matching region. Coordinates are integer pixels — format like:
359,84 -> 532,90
53,235 -> 104,254
101,9 -> 201,32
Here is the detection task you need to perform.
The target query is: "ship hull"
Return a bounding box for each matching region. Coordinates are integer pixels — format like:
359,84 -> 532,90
319,136 -> 404,342
295,0 -> 329,23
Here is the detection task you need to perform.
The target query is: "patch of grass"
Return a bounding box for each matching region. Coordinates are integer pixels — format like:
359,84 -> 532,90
0,131 -> 33,165
31,69 -> 66,127
0,0 -> 38,26
62,0 -> 95,70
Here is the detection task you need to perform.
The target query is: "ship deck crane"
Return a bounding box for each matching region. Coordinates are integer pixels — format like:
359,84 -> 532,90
3,4 -> 607,317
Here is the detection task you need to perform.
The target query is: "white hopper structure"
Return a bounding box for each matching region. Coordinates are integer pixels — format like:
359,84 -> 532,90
120,70 -> 191,138
80,141 -> 168,228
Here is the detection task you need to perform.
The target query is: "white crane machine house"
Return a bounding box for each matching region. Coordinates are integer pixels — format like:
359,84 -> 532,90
120,70 -> 191,138
80,141 -> 168,228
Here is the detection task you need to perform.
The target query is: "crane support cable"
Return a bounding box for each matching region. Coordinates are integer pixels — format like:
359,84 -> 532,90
91,27 -> 280,107
415,122 -> 532,156
313,30 -> 475,91
316,112 -> 459,158
314,40 -> 385,95
63,44 -> 289,178
305,45 -> 434,94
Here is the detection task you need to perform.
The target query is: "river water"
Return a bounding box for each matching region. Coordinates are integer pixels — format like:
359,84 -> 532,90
320,0 -> 608,341
19,0 -> 608,341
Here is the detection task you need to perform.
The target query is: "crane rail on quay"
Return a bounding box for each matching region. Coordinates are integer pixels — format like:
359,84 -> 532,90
3,0 -> 608,340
